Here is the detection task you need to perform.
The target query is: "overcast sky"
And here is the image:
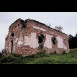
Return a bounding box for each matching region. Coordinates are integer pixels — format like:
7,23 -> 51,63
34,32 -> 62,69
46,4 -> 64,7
0,12 -> 77,51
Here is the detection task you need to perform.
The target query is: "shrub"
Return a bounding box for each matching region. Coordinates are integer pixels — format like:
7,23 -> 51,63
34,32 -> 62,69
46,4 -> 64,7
25,50 -> 48,59
1,49 -> 6,54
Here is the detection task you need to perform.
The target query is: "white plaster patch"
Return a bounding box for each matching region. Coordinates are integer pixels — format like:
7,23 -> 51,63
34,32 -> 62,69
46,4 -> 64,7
56,36 -> 67,50
44,34 -> 52,49
24,32 -> 39,48
33,26 -> 46,31
17,36 -> 23,46
18,41 -> 23,46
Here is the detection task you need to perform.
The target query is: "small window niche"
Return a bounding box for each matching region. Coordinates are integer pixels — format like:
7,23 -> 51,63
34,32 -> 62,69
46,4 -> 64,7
22,24 -> 26,28
21,20 -> 26,29
11,33 -> 14,37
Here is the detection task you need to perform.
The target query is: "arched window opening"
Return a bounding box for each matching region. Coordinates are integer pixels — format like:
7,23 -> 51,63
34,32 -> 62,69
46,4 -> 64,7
38,34 -> 44,43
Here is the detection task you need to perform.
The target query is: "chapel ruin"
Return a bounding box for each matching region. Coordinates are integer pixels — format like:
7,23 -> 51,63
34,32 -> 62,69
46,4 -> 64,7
5,18 -> 70,56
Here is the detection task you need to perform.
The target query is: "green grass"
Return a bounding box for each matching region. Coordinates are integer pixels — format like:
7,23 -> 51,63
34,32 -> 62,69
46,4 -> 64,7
0,48 -> 77,64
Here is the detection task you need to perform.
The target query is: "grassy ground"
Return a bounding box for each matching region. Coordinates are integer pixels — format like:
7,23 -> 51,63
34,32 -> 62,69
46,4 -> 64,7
0,48 -> 77,64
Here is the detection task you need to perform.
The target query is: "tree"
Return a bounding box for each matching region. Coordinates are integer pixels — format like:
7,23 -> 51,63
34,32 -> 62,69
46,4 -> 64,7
75,33 -> 77,38
69,34 -> 73,40
55,26 -> 63,32
69,34 -> 77,49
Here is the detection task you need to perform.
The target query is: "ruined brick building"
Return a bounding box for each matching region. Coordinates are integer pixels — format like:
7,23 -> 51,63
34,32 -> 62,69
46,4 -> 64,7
5,18 -> 69,56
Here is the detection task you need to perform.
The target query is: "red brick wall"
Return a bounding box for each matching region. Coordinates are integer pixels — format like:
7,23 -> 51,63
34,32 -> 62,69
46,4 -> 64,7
5,19 -> 70,56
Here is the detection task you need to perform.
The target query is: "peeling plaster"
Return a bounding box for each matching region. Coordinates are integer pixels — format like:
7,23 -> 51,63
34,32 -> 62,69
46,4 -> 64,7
44,34 -> 53,49
33,26 -> 46,31
24,32 -> 39,48
56,36 -> 67,50
18,41 -> 23,46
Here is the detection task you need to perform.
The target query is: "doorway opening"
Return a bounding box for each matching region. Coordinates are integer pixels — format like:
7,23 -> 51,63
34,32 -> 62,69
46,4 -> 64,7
11,40 -> 13,53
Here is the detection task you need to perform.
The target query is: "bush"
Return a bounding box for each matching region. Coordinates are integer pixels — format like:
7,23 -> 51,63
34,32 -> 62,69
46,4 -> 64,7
35,51 -> 48,57
0,52 -> 2,57
1,49 -> 6,54
24,51 -> 48,59
0,54 -> 26,64
0,49 -> 6,58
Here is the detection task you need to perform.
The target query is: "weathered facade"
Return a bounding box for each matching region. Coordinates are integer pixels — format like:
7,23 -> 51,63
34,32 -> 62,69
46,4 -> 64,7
5,18 -> 70,56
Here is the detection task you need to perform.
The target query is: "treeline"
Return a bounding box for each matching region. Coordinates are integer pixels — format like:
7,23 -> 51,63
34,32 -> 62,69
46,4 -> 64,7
69,34 -> 77,49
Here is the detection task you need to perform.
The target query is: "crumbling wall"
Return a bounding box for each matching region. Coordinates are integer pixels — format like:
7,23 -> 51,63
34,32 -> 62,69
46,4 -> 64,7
28,20 -> 70,54
5,19 -> 70,56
